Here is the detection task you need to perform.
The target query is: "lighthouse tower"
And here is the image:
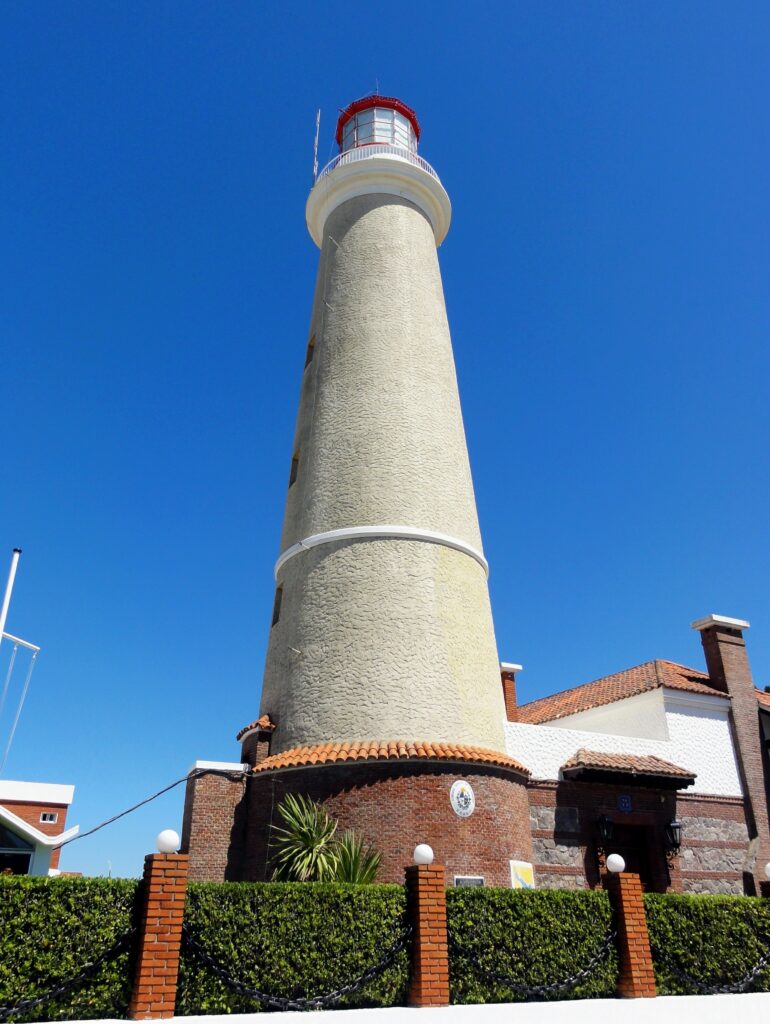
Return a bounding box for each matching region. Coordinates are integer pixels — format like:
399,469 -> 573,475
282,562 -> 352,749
261,96 -> 507,753
183,96 -> 533,886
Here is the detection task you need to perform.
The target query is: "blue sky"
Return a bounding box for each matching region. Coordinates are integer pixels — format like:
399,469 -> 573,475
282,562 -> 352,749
1,2 -> 769,877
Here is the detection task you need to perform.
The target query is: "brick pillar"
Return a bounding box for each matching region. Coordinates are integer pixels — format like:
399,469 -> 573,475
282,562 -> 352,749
405,864 -> 450,1007
693,615 -> 770,893
608,872 -> 656,998
501,663 -> 522,723
128,853 -> 189,1020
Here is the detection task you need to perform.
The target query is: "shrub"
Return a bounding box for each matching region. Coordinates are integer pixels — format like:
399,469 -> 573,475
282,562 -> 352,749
644,892 -> 770,995
269,793 -> 382,883
333,831 -> 381,884
446,887 -> 618,1003
177,880 -> 409,1014
270,794 -> 339,882
0,876 -> 139,1023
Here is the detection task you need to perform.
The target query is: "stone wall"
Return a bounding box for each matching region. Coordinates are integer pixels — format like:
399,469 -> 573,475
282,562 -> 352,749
676,792 -> 750,894
527,780 -> 751,893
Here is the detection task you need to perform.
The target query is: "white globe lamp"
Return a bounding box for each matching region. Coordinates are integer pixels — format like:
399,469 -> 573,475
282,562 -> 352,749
606,853 -> 626,874
413,843 -> 434,866
156,829 -> 180,854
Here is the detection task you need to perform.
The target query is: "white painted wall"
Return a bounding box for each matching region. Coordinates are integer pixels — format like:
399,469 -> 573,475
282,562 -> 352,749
545,687 -> 669,740
505,688 -> 743,796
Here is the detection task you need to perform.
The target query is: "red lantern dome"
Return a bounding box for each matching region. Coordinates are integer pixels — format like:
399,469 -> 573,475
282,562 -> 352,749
335,95 -> 421,153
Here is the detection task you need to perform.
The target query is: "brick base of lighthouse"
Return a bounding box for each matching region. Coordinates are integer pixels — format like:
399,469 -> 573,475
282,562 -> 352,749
183,759 -> 532,886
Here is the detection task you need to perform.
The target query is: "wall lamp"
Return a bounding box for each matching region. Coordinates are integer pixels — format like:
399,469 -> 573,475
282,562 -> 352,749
664,819 -> 683,852
596,815 -> 614,846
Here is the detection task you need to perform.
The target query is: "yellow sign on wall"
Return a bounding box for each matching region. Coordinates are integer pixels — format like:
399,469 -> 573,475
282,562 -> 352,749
510,860 -> 535,889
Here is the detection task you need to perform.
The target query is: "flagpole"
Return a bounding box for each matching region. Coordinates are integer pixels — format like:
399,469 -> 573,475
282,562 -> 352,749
0,549 -> 21,659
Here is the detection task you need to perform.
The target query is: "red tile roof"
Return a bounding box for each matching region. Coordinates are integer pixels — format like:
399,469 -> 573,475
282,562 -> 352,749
757,689 -> 770,711
561,748 -> 696,782
236,714 -> 276,742
517,660 -> 720,725
251,740 -> 530,777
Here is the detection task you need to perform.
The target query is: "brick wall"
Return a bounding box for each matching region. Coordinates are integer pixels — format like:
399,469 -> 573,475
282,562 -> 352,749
225,761 -> 533,886
180,771 -> 248,882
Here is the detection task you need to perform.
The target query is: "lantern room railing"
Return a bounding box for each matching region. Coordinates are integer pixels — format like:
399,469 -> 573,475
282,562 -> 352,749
315,144 -> 441,184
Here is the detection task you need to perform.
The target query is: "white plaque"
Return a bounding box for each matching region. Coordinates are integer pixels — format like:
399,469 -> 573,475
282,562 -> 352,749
450,779 -> 475,818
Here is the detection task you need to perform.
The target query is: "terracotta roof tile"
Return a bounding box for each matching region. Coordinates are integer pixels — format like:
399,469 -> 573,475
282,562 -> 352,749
757,688 -> 770,710
235,714 -> 276,742
251,740 -> 529,777
561,748 -> 696,781
517,660 -> 718,725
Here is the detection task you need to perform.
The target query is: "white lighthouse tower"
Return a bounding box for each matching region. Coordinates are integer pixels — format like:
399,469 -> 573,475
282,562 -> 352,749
183,96 -> 532,886
260,96 -> 508,754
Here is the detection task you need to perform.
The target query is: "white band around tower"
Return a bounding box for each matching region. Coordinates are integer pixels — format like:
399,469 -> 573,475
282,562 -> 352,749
274,525 -> 489,579
306,149 -> 452,248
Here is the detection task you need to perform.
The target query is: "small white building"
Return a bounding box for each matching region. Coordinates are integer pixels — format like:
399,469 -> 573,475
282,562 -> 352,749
0,780 -> 78,876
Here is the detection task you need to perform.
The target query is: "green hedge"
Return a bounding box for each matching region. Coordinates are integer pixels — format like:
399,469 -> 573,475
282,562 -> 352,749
645,892 -> 770,995
177,881 -> 409,1014
447,888 -> 618,1003
0,876 -> 139,1023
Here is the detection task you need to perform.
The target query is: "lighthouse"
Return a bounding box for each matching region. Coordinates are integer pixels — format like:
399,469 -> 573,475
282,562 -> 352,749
261,96 -> 507,755
182,96 -> 533,885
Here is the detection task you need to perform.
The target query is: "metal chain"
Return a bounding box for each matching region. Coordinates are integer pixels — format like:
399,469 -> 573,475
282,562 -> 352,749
182,921 -> 411,1011
0,926 -> 137,1022
448,927 -> 616,998
655,943 -> 770,996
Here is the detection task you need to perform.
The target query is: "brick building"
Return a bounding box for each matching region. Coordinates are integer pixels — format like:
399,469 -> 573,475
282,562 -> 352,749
181,95 -> 770,895
0,780 -> 78,875
182,613 -> 770,895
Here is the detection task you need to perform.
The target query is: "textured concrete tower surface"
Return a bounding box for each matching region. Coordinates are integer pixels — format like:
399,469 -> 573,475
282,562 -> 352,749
260,95 -> 507,755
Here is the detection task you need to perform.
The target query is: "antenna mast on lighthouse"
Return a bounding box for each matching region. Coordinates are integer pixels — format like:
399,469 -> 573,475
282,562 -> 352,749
312,109 -> 321,183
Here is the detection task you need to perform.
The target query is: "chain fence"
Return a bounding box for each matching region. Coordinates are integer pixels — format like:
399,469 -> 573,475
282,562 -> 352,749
181,921 -> 412,1011
0,926 -> 136,1023
448,926 -> 616,999
654,942 -> 770,996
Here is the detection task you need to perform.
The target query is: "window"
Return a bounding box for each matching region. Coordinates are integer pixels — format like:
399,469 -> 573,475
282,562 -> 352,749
40,812 -> 58,824
304,334 -> 315,368
289,453 -> 299,487
271,586 -> 283,627
341,107 -> 417,152
0,823 -> 33,875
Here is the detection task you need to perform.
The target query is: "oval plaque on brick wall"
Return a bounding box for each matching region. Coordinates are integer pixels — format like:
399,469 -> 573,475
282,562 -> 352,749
450,779 -> 475,818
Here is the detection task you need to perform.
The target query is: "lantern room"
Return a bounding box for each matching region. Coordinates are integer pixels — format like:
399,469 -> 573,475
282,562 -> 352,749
336,95 -> 420,154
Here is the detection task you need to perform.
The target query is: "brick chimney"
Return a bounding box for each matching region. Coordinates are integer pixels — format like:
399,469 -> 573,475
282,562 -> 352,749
500,663 -> 523,723
692,614 -> 770,893
236,715 -> 276,767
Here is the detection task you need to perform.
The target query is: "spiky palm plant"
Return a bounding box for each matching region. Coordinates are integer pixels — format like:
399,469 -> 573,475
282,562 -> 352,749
334,830 -> 382,884
270,793 -> 339,882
